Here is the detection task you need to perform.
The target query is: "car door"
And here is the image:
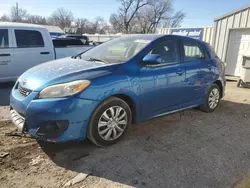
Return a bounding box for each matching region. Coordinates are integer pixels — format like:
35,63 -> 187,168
12,29 -> 53,79
0,28 -> 14,82
139,39 -> 186,119
180,39 -> 213,107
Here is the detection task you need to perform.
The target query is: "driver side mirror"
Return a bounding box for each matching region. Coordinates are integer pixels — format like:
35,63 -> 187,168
142,54 -> 162,65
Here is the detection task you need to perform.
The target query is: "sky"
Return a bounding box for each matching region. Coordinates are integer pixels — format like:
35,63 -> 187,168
0,0 -> 249,27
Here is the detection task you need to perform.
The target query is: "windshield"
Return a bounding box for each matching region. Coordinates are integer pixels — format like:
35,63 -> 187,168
80,35 -> 154,64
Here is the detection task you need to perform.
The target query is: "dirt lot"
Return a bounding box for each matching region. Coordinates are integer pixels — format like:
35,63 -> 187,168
0,81 -> 250,188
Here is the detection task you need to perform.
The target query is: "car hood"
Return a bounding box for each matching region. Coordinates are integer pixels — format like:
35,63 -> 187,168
18,57 -> 119,91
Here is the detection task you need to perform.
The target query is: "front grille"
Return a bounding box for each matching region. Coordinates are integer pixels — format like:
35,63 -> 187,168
18,84 -> 32,97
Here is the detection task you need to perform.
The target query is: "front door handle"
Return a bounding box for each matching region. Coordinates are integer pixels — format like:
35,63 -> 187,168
0,53 -> 11,57
40,52 -> 50,55
176,69 -> 184,75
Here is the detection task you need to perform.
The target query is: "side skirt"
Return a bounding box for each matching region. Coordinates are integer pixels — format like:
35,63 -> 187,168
150,104 -> 199,120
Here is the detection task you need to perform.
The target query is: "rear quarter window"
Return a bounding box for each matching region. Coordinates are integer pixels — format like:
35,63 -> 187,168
183,40 -> 208,61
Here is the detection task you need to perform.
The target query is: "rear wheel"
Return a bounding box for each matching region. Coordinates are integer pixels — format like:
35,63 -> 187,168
199,84 -> 221,112
87,97 -> 132,146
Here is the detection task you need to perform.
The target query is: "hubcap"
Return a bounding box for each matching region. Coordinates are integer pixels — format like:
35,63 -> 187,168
208,88 -> 220,109
98,106 -> 128,141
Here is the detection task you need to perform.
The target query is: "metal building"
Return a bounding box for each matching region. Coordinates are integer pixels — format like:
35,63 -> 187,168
213,4 -> 250,76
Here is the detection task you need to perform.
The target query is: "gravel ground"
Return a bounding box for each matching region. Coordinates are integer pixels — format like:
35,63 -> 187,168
0,81 -> 250,188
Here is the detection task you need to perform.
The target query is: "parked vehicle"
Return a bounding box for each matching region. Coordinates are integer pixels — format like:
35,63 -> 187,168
53,38 -> 86,47
65,34 -> 89,45
0,22 -> 93,82
10,34 -> 226,146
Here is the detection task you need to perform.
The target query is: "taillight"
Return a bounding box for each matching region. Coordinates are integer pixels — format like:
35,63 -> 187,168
223,62 -> 226,73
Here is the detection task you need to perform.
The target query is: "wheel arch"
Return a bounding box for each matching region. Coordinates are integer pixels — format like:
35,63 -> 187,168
214,80 -> 223,98
112,94 -> 137,124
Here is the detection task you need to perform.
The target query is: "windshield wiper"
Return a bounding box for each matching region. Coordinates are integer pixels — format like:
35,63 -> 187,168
72,54 -> 81,59
88,57 -> 108,64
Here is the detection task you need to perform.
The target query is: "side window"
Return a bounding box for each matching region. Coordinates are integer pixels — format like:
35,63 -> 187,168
15,30 -> 44,48
0,29 -> 9,48
150,40 -> 178,64
183,40 -> 206,61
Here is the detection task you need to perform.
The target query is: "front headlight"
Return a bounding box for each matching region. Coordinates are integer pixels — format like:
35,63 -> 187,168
39,80 -> 90,98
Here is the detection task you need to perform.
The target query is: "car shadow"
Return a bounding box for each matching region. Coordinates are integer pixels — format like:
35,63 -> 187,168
0,82 -> 15,106
39,100 -> 250,188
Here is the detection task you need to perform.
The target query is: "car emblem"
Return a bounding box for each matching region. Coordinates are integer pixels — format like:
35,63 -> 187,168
22,79 -> 27,86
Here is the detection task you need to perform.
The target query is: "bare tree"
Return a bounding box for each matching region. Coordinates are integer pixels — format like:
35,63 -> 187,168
90,17 -> 110,34
148,0 -> 172,32
0,14 -> 10,21
109,13 -> 124,33
136,0 -> 185,33
163,11 -> 185,28
75,18 -> 91,34
26,15 -> 47,24
48,8 -> 74,29
10,5 -> 28,22
112,0 -> 149,33
111,0 -> 185,34
74,17 -> 110,34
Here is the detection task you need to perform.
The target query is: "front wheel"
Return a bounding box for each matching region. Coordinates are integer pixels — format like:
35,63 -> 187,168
87,97 -> 132,146
199,84 -> 221,113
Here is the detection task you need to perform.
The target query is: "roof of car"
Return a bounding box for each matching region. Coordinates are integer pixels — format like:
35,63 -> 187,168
123,34 -> 164,39
122,34 -> 202,40
0,22 -> 44,29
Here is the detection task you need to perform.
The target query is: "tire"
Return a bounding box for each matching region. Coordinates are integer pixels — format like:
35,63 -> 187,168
87,97 -> 132,147
237,79 -> 242,88
199,83 -> 221,113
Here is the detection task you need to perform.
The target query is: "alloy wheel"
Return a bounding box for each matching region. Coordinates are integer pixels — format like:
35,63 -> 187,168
98,106 -> 128,141
208,88 -> 220,109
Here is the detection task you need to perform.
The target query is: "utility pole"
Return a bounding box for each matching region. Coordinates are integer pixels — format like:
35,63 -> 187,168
16,2 -> 18,21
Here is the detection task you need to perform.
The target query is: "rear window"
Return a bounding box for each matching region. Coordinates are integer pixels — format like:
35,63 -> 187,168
0,29 -> 9,48
183,40 -> 207,61
15,30 -> 44,48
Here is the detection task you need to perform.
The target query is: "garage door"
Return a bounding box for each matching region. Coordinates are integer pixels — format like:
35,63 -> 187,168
226,29 -> 250,76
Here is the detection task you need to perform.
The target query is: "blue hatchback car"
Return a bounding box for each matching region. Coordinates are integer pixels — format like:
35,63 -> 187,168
10,35 -> 226,146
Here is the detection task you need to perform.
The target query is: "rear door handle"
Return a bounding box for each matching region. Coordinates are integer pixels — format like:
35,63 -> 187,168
40,52 -> 50,55
0,53 -> 11,57
176,69 -> 184,75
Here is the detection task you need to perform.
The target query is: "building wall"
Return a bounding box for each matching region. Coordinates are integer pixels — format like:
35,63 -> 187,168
213,5 -> 250,62
157,27 -> 214,45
